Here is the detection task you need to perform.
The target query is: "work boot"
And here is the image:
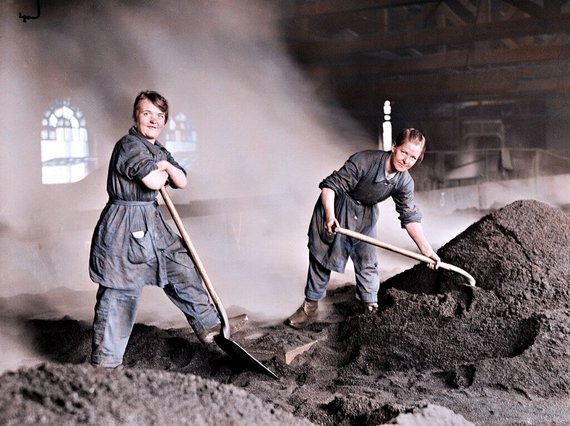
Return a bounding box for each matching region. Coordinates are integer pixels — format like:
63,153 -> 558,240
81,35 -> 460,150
286,299 -> 319,329
197,313 -> 249,344
363,302 -> 378,315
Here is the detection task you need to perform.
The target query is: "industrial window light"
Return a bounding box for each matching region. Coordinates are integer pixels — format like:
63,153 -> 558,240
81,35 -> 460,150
40,99 -> 92,184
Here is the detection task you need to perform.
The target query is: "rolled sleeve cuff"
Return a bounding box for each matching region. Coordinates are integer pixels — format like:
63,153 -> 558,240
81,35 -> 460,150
399,212 -> 422,228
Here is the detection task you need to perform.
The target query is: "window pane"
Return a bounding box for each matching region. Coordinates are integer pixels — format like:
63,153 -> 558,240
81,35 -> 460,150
163,112 -> 198,170
41,99 -> 92,184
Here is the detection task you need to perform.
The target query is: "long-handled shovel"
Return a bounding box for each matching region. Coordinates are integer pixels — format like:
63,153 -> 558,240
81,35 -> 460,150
334,226 -> 476,287
160,187 -> 278,379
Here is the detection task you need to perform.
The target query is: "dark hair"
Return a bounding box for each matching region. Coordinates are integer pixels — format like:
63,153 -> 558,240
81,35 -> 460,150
394,128 -> 427,163
132,90 -> 169,124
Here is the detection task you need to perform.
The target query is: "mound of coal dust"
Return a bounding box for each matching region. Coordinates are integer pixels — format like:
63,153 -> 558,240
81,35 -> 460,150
0,293 -> 478,426
2,199 -> 570,426
324,200 -> 570,422
0,361 -> 313,426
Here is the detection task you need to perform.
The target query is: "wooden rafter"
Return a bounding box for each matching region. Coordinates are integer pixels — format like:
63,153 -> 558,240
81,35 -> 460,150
275,0 -> 570,129
334,61 -> 570,102
287,13 -> 570,58
309,44 -> 570,78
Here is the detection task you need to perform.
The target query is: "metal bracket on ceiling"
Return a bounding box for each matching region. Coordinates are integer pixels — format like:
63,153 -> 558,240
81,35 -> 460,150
19,0 -> 41,23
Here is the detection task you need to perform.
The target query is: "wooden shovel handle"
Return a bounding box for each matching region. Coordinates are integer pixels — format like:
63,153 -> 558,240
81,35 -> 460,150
159,187 -> 231,336
334,226 -> 476,287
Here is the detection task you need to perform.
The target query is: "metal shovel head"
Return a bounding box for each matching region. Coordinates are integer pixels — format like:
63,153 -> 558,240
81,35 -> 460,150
159,188 -> 278,379
214,334 -> 279,379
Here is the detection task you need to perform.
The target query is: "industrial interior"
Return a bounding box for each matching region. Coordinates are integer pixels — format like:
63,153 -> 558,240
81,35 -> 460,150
278,0 -> 570,192
1,1 -> 570,425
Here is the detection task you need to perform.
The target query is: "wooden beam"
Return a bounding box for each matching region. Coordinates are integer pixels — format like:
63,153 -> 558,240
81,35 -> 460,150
457,0 -> 477,16
333,65 -> 570,102
439,3 -> 467,26
277,0 -> 440,18
499,0 -> 551,18
309,44 -> 570,78
287,13 -> 570,58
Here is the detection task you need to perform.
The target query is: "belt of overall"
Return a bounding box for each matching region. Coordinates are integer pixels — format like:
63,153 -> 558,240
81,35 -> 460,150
108,198 -> 157,206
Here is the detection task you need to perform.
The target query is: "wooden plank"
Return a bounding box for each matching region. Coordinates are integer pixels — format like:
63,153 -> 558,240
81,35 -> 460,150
245,339 -> 320,365
284,340 -> 319,365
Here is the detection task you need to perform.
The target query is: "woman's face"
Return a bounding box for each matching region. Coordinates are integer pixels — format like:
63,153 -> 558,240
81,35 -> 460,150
390,140 -> 423,172
135,98 -> 166,143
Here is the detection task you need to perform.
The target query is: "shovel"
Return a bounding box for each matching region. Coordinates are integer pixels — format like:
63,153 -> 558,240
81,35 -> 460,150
334,226 -> 476,287
160,187 -> 278,379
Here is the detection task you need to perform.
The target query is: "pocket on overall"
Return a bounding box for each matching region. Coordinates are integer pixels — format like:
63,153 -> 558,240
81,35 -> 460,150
127,231 -> 155,263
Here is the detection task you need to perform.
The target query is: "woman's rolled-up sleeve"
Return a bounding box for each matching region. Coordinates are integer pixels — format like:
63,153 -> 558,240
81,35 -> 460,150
392,175 -> 422,227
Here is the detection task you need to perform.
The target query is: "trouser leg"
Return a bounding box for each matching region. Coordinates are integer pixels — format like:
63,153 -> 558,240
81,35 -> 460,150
304,253 -> 332,301
163,282 -> 220,336
351,241 -> 379,303
91,285 -> 141,368
164,255 -> 220,336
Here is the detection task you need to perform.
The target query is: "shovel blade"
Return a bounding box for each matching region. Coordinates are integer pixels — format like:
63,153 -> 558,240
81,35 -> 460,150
214,334 -> 279,379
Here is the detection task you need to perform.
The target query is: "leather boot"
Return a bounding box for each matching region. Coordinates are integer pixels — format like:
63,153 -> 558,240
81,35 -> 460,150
286,299 -> 318,329
197,313 -> 249,344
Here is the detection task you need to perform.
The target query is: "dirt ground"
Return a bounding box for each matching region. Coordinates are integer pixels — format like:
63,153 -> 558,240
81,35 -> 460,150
1,199 -> 569,425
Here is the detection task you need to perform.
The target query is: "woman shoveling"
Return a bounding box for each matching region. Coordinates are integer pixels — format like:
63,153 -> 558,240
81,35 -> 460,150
287,128 -> 440,328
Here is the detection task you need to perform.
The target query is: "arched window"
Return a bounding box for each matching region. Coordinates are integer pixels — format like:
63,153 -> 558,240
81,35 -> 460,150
163,112 -> 198,169
41,99 -> 91,184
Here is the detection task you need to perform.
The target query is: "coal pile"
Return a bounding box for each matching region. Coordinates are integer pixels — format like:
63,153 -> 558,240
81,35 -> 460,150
1,200 -> 569,425
338,199 -> 570,395
0,362 -> 313,426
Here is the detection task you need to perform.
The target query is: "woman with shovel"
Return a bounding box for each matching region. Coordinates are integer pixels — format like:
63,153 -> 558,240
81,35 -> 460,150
89,90 -> 246,368
287,128 -> 441,329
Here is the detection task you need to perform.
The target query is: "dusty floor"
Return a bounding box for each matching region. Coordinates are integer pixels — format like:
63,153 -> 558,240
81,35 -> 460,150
1,199 -> 569,425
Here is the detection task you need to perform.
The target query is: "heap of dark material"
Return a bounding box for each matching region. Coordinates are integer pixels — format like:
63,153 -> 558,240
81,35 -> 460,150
1,200 -> 569,425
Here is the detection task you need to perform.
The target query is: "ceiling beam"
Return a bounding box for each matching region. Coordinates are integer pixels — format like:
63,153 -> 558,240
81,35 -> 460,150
499,0 -> 555,18
310,44 -> 570,78
334,64 -> 570,102
287,13 -> 570,58
277,0 -> 440,18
